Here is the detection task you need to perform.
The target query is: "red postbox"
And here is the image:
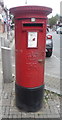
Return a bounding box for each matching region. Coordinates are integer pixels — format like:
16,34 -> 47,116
10,6 -> 52,112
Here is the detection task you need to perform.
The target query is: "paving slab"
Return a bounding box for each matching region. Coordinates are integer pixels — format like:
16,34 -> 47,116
1,80 -> 60,119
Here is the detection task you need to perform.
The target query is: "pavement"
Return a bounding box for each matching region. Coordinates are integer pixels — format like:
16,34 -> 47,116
45,56 -> 60,95
0,31 -> 61,119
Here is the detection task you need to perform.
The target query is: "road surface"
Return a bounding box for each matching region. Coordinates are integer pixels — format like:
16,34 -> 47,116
45,30 -> 60,78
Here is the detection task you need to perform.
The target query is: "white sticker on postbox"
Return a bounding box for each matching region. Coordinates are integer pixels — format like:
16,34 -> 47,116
28,32 -> 37,48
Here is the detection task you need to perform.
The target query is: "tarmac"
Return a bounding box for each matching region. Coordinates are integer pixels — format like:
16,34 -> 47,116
0,31 -> 61,119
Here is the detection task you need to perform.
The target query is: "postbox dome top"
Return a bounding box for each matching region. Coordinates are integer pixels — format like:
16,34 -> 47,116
10,6 -> 52,18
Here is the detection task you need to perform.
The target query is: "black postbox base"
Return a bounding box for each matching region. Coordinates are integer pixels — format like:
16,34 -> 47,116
15,83 -> 44,112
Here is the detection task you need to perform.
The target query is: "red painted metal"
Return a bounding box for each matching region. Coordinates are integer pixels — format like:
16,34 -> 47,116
10,6 -> 52,88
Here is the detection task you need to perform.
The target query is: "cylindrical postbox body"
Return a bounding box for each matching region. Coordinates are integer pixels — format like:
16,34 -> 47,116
10,6 -> 52,112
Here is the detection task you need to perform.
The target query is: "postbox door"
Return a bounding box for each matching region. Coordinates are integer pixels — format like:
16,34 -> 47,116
15,21 -> 46,88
